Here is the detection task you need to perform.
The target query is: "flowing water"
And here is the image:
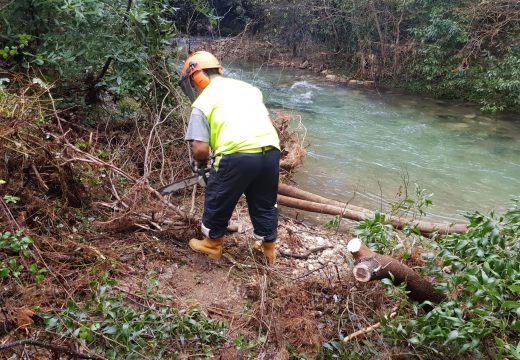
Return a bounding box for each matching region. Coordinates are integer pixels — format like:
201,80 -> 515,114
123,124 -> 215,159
223,63 -> 520,222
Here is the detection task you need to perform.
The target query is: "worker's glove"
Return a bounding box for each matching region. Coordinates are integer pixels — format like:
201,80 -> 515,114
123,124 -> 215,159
191,159 -> 208,173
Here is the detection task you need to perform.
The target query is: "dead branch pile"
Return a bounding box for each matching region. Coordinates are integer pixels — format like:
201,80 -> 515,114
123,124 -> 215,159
271,109 -> 307,177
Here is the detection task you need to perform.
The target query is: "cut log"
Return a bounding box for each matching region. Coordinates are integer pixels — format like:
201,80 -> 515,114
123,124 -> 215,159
278,183 -> 369,213
278,194 -> 368,221
276,190 -> 468,235
347,238 -> 446,304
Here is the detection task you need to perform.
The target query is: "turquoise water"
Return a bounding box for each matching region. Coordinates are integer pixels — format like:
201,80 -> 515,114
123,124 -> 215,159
225,64 -> 520,222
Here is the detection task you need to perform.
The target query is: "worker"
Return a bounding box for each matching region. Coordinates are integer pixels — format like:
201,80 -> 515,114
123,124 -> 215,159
180,50 -> 281,264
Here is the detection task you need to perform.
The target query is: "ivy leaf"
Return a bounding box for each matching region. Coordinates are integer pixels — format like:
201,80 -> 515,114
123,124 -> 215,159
0,268 -> 10,277
502,301 -> 520,310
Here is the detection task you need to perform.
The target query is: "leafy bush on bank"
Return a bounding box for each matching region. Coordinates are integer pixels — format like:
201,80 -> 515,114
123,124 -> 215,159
396,200 -> 520,358
0,0 -> 178,104
325,199 -> 520,359
230,0 -> 520,112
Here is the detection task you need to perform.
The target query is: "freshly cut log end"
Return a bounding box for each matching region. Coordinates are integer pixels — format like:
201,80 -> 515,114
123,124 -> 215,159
347,237 -> 362,253
353,263 -> 378,282
347,238 -> 373,260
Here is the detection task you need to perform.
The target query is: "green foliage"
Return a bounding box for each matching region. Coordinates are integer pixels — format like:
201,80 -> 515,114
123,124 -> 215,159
251,0 -> 520,112
472,52 -> 520,113
118,97 -> 140,116
74,141 -> 88,150
44,274 -> 227,359
352,212 -> 401,254
329,200 -> 520,358
95,149 -> 112,159
80,169 -> 107,186
169,0 -> 248,35
1,230 -> 33,256
28,263 -> 47,284
382,200 -> 520,358
406,2 -> 520,112
324,214 -> 341,230
75,211 -> 90,224
0,230 -> 47,283
391,183 -> 433,218
0,259 -> 23,279
320,341 -> 370,359
233,333 -> 264,357
3,194 -> 20,204
0,33 -> 32,60
0,0 -> 178,101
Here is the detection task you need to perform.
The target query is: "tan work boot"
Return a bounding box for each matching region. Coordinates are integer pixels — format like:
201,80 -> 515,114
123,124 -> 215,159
260,241 -> 276,265
189,237 -> 224,259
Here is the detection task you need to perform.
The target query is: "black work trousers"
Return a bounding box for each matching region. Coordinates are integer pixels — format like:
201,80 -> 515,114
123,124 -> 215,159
202,148 -> 280,241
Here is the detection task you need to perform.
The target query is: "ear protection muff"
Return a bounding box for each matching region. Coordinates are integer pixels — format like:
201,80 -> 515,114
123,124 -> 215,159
191,69 -> 210,89
183,51 -> 223,89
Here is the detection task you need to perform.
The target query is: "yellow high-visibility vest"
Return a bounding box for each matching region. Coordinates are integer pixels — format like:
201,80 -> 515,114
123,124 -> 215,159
192,77 -> 280,157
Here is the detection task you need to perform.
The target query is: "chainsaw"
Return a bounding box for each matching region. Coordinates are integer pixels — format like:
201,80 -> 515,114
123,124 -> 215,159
157,160 -> 211,196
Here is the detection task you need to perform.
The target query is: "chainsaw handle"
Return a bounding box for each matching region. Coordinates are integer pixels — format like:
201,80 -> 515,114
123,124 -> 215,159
191,159 -> 211,186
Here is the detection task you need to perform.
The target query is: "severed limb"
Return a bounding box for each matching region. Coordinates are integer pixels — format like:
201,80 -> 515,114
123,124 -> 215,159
279,245 -> 333,259
347,238 -> 446,304
343,312 -> 397,342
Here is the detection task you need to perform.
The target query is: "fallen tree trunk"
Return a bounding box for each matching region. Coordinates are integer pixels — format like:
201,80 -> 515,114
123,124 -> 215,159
346,238 -> 446,304
277,186 -> 468,235
278,194 -> 368,221
278,183 -> 369,213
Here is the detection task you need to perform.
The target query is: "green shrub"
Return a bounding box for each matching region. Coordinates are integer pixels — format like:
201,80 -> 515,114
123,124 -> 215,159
44,275 -> 227,359
0,230 -> 47,283
0,0 -> 177,102
383,200 -> 520,358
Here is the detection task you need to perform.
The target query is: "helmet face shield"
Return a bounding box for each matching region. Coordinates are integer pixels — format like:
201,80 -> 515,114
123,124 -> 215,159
180,51 -> 222,103
179,75 -> 197,103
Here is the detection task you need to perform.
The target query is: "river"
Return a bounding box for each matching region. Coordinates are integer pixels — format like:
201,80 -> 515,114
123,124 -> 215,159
223,63 -> 519,222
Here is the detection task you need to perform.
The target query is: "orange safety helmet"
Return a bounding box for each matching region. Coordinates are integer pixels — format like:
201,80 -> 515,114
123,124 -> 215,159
183,51 -> 223,89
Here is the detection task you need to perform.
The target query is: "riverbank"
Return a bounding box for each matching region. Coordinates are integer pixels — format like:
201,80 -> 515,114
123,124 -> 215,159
2,67 -> 517,360
0,99 -> 372,358
201,36 -> 378,89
